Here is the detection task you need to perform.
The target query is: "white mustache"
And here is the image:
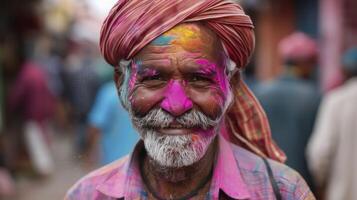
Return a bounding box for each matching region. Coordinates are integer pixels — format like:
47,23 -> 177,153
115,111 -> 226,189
132,108 -> 219,130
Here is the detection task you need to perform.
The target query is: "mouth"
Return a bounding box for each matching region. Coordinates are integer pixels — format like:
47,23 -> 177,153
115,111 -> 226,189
158,127 -> 193,135
158,122 -> 197,135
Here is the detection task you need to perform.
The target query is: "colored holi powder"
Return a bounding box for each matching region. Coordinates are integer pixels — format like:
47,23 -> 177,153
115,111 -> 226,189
160,80 -> 193,115
195,59 -> 217,74
136,61 -> 158,77
139,68 -> 158,77
151,35 -> 176,46
159,25 -> 204,52
191,135 -> 199,142
195,58 -> 229,96
129,61 -> 141,90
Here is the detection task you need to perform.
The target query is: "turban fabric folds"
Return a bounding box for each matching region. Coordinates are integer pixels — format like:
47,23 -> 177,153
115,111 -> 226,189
100,0 -> 286,162
279,32 -> 318,62
100,0 -> 254,68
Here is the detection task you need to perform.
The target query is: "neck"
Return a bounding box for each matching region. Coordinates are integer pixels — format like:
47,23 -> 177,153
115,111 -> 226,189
285,63 -> 313,79
141,137 -> 217,199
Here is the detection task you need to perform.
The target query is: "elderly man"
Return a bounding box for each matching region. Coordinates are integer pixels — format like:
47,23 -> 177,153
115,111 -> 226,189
66,0 -> 315,199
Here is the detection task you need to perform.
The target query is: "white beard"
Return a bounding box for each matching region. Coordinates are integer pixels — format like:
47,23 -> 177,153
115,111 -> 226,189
131,89 -> 233,168
141,130 -> 216,168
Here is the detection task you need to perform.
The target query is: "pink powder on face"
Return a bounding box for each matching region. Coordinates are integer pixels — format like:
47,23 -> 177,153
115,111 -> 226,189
195,58 -> 229,96
129,62 -> 139,91
160,80 -> 193,116
138,68 -> 159,78
191,129 -> 216,145
191,134 -> 199,142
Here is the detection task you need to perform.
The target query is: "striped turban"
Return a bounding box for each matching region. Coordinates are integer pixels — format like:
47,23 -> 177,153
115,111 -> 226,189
100,0 -> 286,162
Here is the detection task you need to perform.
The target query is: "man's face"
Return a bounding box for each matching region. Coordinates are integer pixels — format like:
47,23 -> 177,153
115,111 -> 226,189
124,23 -> 232,167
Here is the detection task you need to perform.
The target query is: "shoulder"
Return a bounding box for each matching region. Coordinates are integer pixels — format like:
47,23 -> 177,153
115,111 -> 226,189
230,144 -> 315,200
96,82 -> 116,98
254,80 -> 279,96
324,83 -> 357,106
102,82 -> 116,92
65,156 -> 129,200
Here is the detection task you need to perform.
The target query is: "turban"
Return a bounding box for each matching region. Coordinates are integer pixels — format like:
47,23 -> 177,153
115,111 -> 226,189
100,0 -> 286,162
279,32 -> 318,62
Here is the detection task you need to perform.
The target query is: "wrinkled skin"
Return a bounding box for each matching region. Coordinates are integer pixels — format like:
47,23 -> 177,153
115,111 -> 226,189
129,23 -> 230,125
120,23 -> 232,199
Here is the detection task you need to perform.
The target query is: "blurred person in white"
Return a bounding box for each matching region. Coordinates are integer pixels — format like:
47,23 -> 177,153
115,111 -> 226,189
307,47 -> 357,200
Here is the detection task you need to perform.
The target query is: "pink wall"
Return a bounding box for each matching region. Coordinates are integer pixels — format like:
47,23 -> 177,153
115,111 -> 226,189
319,0 -> 344,92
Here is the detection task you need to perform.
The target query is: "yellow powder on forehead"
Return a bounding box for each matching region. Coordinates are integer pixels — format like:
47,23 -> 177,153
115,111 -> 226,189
165,24 -> 201,40
163,24 -> 210,52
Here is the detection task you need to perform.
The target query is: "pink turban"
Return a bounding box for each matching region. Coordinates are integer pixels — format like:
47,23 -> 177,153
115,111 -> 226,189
100,0 -> 286,162
279,32 -> 318,62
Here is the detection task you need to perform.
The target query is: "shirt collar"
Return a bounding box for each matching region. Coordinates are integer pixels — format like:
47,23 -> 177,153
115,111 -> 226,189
96,141 -> 145,199
96,134 -> 250,199
210,134 -> 250,199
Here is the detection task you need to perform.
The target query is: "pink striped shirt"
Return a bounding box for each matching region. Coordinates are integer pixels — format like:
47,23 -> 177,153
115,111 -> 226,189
65,135 -> 315,200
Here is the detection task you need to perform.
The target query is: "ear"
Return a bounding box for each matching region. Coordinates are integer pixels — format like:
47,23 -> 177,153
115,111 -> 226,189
226,71 -> 240,113
224,56 -> 238,81
229,69 -> 240,84
114,65 -> 132,111
114,67 -> 124,90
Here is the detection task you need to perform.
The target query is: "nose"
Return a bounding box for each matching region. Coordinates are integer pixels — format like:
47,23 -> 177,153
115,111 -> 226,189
160,80 -> 193,117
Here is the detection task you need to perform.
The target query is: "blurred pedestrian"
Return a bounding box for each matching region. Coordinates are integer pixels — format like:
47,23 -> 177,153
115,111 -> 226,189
307,47 -> 357,200
8,61 -> 55,176
62,40 -> 101,154
85,81 -> 138,165
255,32 -> 321,189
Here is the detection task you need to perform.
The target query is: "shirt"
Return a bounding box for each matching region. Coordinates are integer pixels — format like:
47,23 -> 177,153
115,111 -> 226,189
66,135 -> 315,200
307,78 -> 357,200
88,82 -> 138,164
255,75 -> 320,188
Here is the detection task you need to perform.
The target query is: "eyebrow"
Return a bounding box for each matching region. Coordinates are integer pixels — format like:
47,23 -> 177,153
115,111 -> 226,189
178,62 -> 217,78
189,59 -> 218,75
200,67 -> 217,75
134,60 -> 171,76
137,69 -> 160,78
190,68 -> 217,77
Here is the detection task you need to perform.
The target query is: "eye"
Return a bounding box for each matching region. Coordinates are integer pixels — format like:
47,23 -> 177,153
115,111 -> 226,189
142,74 -> 163,82
189,75 -> 213,83
187,75 -> 214,88
139,74 -> 167,88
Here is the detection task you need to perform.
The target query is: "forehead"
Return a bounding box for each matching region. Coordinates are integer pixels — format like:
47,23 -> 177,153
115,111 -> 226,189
135,23 -> 223,62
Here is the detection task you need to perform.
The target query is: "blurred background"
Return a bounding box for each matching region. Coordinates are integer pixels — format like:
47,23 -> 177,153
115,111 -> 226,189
0,0 -> 356,199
